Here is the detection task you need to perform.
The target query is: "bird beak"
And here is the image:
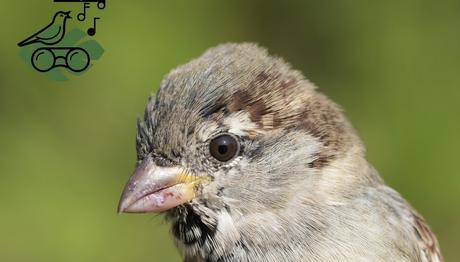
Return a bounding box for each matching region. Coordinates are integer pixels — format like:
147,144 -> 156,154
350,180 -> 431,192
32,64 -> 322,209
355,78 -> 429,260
65,11 -> 71,19
117,156 -> 202,214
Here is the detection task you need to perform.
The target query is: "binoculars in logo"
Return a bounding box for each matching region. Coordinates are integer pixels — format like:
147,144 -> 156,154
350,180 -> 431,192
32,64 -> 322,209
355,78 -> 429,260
31,47 -> 90,73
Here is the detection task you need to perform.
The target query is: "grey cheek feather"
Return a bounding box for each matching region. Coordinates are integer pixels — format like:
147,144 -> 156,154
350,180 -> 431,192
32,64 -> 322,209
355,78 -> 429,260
211,130 -> 322,216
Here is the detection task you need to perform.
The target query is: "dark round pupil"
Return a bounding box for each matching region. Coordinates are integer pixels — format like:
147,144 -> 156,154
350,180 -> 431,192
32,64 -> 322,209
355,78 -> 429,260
209,135 -> 239,162
218,145 -> 228,155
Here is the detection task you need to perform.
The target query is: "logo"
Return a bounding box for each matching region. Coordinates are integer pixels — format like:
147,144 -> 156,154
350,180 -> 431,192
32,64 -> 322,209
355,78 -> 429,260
17,0 -> 106,81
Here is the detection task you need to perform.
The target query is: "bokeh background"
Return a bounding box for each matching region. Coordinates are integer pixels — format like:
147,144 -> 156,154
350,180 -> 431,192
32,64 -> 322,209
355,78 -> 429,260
1,1 -> 459,261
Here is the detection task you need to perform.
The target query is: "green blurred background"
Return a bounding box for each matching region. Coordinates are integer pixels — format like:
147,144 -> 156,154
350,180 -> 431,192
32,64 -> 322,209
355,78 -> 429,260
1,1 -> 459,261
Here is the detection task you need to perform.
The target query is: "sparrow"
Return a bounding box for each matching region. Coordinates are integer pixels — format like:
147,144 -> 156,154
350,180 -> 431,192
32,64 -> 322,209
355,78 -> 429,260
118,43 -> 443,262
17,11 -> 71,47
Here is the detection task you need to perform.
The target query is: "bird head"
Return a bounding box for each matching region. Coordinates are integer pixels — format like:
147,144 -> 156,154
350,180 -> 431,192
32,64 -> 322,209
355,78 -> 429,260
118,43 -> 366,254
53,11 -> 71,22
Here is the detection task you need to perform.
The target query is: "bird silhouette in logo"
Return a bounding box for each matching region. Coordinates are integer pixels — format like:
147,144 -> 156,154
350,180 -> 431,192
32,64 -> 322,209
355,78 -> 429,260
17,11 -> 71,47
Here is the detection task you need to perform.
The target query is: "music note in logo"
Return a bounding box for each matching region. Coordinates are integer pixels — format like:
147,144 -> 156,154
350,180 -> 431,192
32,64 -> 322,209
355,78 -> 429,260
95,0 -> 105,10
87,17 -> 100,36
53,0 -> 105,36
77,2 -> 90,21
54,0 -> 106,10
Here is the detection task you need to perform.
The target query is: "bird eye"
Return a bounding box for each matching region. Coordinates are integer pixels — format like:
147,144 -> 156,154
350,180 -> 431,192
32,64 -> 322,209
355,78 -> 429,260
209,134 -> 239,162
